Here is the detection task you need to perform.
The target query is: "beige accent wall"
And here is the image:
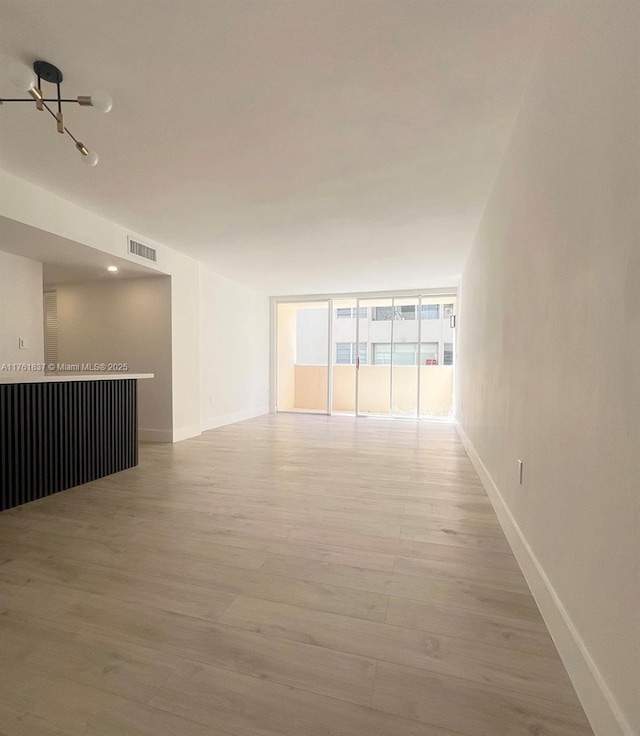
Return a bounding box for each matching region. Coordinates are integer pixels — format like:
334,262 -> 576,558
294,365 -> 329,411
456,5 -> 639,735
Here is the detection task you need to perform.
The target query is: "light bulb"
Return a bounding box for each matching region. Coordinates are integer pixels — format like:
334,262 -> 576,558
8,63 -> 36,91
89,89 -> 113,113
81,150 -> 99,167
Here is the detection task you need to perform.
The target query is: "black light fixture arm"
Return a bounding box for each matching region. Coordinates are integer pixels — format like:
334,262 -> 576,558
0,98 -> 88,102
0,59 -> 111,166
38,96 -> 81,144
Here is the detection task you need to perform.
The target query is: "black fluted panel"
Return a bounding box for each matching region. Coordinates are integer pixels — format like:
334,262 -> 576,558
0,379 -> 138,511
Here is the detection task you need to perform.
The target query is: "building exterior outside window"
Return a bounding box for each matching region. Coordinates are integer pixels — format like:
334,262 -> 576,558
421,304 -> 440,320
296,301 -> 455,367
336,342 -> 367,364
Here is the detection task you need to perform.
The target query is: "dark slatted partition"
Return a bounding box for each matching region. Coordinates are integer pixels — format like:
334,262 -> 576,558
0,379 -> 137,511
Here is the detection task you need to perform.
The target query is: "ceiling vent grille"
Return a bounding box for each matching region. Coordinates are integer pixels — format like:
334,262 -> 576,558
128,238 -> 157,262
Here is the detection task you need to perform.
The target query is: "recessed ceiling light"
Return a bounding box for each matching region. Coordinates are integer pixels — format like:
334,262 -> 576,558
107,265 -> 118,273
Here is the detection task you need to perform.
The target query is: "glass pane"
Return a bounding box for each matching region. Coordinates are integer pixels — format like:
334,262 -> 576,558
444,342 -> 454,366
357,298 -> 391,415
277,301 -> 329,413
396,305 -> 416,321
391,297 -> 419,417
336,343 -> 351,364
421,342 -> 439,365
421,304 -> 440,320
419,296 -> 456,419
392,343 -> 418,365
372,306 -> 393,321
373,343 -> 391,365
331,298 -> 357,414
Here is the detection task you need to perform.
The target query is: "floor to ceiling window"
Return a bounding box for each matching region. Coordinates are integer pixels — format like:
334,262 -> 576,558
275,292 -> 456,419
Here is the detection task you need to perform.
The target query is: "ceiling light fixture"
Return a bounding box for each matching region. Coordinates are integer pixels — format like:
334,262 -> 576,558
0,60 -> 112,167
107,266 -> 119,273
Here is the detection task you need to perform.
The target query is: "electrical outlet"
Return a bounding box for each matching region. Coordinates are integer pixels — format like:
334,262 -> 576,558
518,459 -> 523,485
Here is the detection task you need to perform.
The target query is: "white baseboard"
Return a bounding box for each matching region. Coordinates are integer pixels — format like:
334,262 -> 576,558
138,428 -> 173,443
172,424 -> 202,443
456,423 -> 635,736
201,405 -> 269,433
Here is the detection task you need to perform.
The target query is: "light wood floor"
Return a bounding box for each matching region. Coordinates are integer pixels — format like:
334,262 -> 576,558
0,413 -> 594,736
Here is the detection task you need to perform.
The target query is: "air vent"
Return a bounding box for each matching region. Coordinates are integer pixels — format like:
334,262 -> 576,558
128,238 -> 157,262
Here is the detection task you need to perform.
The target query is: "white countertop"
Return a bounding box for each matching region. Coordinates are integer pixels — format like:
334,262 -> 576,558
0,372 -> 154,384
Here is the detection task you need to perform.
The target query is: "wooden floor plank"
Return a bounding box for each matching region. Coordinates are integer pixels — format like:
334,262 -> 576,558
219,595 -> 578,704
372,660 -> 593,736
2,583 -> 377,705
150,660 -> 460,736
385,595 -> 558,657
0,661 -> 234,736
288,524 -> 522,571
392,553 -> 530,593
0,609 -> 182,703
260,552 -> 543,621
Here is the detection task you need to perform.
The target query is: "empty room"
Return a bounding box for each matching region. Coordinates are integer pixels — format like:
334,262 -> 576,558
0,2 -> 637,736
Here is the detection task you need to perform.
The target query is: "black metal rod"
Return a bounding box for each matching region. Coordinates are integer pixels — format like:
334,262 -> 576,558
56,82 -> 62,114
0,98 -> 81,103
63,126 -> 81,146
39,99 -> 82,147
40,99 -> 58,120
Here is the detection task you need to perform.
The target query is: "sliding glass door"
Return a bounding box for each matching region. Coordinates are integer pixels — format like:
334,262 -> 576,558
275,293 -> 456,420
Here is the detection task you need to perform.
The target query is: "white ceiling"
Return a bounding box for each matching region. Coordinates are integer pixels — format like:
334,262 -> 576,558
0,1 -> 549,295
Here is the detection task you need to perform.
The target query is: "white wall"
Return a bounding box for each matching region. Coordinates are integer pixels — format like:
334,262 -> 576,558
0,250 -> 44,365
55,277 -> 173,441
199,267 -> 270,430
171,260 -> 201,441
456,5 -> 639,736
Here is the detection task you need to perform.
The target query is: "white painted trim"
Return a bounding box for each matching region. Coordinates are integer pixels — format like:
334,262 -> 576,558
270,286 -> 458,303
138,428 -> 173,443
172,424 -> 202,443
200,405 -> 269,433
270,298 -> 278,413
456,423 -> 636,736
